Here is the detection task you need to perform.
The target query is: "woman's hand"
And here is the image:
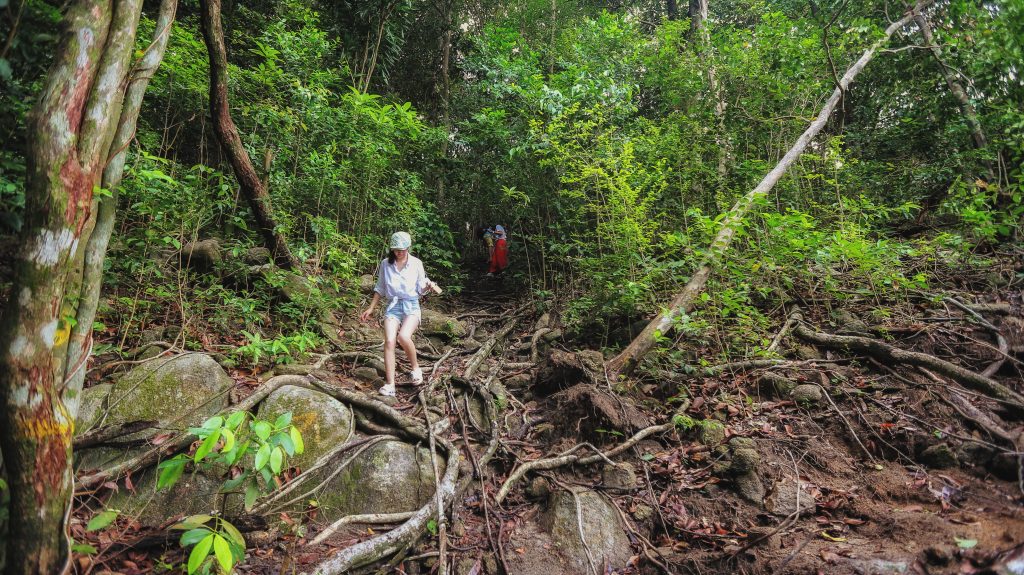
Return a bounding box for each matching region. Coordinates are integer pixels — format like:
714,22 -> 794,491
359,308 -> 374,323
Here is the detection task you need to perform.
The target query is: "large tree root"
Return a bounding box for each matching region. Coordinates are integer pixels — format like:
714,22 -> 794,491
464,317 -> 517,380
793,320 -> 1024,418
494,407 -> 685,505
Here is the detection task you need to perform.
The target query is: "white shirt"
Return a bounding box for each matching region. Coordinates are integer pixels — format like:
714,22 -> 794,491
374,255 -> 432,301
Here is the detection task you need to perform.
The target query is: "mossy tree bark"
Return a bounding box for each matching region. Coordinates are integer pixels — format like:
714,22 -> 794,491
605,2 -> 932,381
0,1 -> 149,572
199,0 -> 299,269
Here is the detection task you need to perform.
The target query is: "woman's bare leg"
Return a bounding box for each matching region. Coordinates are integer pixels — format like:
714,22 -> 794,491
397,315 -> 421,373
383,317 -> 401,386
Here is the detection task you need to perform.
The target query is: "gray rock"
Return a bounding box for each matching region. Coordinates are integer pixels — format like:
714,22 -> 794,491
76,354 -> 234,471
74,383 -> 112,435
757,373 -> 796,398
420,309 -> 468,340
139,327 -> 164,346
109,468 -> 223,527
179,239 -> 221,274
602,462 -> 637,490
545,488 -> 632,573
256,385 -> 354,471
795,345 -> 822,360
764,476 -> 816,517
242,246 -> 272,266
700,420 -> 726,448
848,558 -> 909,574
316,439 -> 444,522
359,274 -> 376,294
792,384 -> 823,406
352,366 -> 383,384
106,354 -> 233,434
920,443 -> 958,469
534,313 -> 551,331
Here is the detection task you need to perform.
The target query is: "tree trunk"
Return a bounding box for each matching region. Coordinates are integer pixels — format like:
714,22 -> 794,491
436,0 -> 453,207
913,11 -> 993,182
688,0 -> 706,32
666,0 -> 678,21
0,1 -> 144,572
199,0 -> 298,269
606,3 -> 931,380
64,0 -> 178,424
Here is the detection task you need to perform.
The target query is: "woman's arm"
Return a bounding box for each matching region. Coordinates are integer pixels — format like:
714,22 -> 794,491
360,292 -> 381,322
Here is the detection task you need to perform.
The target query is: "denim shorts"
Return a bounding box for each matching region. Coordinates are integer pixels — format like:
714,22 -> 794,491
384,298 -> 421,324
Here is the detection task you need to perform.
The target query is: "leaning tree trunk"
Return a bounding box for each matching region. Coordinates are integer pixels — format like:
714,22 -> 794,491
0,1 -> 145,572
63,0 -> 178,423
199,0 -> 298,269
606,2 -> 932,380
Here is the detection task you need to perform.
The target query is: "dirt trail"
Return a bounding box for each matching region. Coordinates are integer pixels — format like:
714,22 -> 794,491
283,264 -> 1024,574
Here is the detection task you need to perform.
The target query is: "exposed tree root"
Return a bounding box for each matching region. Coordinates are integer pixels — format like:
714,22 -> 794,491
464,317 -> 518,379
73,420 -> 157,450
793,319 -> 1024,418
495,407 -> 685,505
306,512 -> 416,547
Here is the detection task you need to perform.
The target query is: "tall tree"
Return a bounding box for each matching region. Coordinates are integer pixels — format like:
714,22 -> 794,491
606,2 -> 932,380
200,0 -> 298,269
0,0 -> 153,571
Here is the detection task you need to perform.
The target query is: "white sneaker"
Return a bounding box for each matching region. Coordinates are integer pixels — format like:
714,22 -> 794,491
409,368 -> 423,385
378,383 -> 396,397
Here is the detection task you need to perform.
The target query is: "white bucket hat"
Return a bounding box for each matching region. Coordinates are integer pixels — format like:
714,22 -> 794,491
389,231 -> 412,250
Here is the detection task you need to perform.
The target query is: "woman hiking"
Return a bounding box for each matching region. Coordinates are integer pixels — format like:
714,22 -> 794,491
359,231 -> 441,396
487,224 -> 508,276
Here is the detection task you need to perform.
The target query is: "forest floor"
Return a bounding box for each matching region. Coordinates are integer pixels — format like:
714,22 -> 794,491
72,254 -> 1024,575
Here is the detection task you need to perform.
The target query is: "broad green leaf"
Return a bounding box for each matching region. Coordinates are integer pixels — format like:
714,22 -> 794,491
226,411 -> 246,430
180,528 -> 211,547
269,446 -> 284,474
279,433 -> 295,456
290,427 -> 304,455
71,543 -> 97,555
202,416 -> 224,431
220,520 -> 246,549
253,421 -> 272,441
171,514 -> 215,530
194,429 -> 222,463
244,482 -> 259,511
213,534 -> 233,573
86,510 -> 119,532
221,428 -> 236,453
157,459 -> 185,490
254,443 -> 271,470
274,412 -> 292,429
188,533 -> 215,574
222,471 -> 249,491
955,537 -> 978,549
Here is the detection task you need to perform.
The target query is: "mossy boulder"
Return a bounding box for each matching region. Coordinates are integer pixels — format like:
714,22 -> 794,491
105,354 -> 233,433
256,385 -> 354,471
76,354 -> 233,471
420,309 -> 468,340
109,468 -> 223,526
920,443 -> 958,469
315,439 -> 444,522
74,383 -> 112,436
758,373 -> 796,398
545,487 -> 632,573
791,384 -> 823,406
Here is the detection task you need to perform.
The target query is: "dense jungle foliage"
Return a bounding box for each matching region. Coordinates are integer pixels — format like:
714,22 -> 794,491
1,0 -> 1021,359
